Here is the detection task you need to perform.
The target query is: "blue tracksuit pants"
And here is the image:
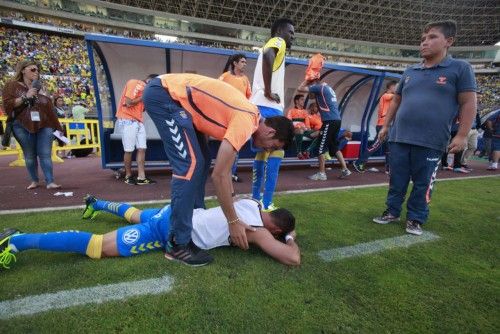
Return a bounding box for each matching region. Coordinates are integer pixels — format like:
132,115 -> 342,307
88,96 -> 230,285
386,142 -> 442,223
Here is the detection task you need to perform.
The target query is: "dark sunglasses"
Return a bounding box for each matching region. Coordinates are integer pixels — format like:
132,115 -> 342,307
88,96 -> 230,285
26,68 -> 39,72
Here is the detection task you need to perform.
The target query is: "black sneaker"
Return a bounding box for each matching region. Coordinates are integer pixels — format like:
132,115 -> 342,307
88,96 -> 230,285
373,209 -> 400,224
353,160 -> 365,173
164,239 -> 213,267
406,220 -> 423,236
124,176 -> 136,185
136,177 -> 156,185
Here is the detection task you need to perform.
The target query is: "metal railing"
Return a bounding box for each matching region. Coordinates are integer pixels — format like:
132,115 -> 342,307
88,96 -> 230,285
0,115 -> 100,166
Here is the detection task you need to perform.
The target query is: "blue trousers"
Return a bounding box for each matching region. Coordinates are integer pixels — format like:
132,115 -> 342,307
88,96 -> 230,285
142,78 -> 210,245
12,123 -> 55,184
356,126 -> 389,168
386,142 -> 441,223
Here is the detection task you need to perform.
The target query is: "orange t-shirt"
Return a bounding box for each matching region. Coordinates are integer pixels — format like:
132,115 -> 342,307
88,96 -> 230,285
116,79 -> 146,122
287,108 -> 310,129
377,93 -> 393,126
219,72 -> 252,99
159,73 -> 260,151
305,53 -> 325,81
308,113 -> 323,131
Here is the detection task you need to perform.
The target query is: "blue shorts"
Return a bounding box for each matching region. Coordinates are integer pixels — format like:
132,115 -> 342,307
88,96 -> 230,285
116,205 -> 171,257
258,105 -> 283,118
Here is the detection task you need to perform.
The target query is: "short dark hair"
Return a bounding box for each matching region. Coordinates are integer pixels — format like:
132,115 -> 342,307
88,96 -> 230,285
264,116 -> 294,149
386,80 -> 398,89
271,18 -> 294,37
423,20 -> 457,39
269,208 -> 295,238
145,74 -> 159,80
293,94 -> 303,103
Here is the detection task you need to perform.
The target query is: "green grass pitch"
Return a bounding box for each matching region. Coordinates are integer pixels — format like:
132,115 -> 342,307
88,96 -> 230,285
0,177 -> 499,333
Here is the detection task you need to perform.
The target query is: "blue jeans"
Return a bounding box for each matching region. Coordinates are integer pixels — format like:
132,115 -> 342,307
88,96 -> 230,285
12,122 -> 55,184
385,142 -> 442,223
142,78 -> 210,245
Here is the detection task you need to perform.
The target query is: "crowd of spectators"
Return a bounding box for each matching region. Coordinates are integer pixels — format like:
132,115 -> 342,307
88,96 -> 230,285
1,9 -> 154,39
0,26 -> 95,114
3,9 -> 497,70
477,75 -> 499,115
0,10 -> 498,117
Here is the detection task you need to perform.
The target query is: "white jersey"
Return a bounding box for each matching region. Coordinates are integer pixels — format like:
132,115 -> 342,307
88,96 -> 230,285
250,37 -> 287,111
191,199 -> 264,250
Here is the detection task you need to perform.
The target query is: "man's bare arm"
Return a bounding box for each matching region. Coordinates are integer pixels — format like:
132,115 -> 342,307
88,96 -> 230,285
124,96 -> 142,107
247,229 -> 300,266
212,140 -> 255,250
297,80 -> 310,93
262,48 -> 280,103
448,91 -> 477,153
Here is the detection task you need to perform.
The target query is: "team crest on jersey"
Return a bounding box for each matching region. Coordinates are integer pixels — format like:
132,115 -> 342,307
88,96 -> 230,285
436,76 -> 447,85
122,228 -> 140,245
179,110 -> 188,119
404,76 -> 410,84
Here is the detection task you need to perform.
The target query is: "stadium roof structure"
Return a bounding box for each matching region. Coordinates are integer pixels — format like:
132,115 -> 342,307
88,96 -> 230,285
105,0 -> 499,46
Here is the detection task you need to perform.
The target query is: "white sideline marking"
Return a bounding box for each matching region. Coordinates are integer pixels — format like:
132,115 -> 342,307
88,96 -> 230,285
318,231 -> 440,262
0,174 -> 497,215
0,274 -> 174,319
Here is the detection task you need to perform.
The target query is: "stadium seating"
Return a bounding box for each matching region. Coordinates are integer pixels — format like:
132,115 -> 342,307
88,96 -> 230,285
0,10 -> 497,117
0,26 -> 95,114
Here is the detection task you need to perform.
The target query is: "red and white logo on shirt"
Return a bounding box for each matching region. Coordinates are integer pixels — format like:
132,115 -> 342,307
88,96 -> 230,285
436,76 -> 447,85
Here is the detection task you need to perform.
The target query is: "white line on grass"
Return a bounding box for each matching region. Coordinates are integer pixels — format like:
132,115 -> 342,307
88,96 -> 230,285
1,174 -> 497,215
0,274 -> 174,320
318,231 -> 440,262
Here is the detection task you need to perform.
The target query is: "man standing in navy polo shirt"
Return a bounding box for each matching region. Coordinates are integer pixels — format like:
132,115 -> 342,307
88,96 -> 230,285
373,20 -> 477,235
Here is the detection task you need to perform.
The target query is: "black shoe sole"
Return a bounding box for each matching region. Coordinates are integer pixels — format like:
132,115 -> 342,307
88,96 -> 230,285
164,252 -> 213,267
0,228 -> 19,251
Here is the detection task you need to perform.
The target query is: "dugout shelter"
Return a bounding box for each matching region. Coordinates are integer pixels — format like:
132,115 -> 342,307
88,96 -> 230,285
85,34 -> 401,170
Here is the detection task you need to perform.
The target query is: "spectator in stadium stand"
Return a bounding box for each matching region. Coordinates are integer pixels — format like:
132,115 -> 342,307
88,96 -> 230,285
116,74 -> 158,186
2,59 -> 64,190
373,20 -> 477,236
53,95 -> 67,118
250,18 -> 295,211
142,73 -> 293,266
485,110 -> 500,170
297,54 -> 347,181
460,111 -> 482,170
219,53 -> 252,183
353,80 -> 398,174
